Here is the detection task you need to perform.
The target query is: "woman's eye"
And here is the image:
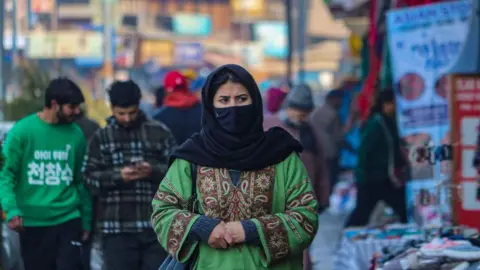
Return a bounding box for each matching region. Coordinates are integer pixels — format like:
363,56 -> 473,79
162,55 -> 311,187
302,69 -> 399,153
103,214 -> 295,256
237,97 -> 247,102
219,98 -> 228,103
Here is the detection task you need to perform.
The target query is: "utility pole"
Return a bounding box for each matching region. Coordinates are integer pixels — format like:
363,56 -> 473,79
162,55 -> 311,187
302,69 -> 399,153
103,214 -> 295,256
51,0 -> 60,75
0,0 -> 5,120
12,0 -> 17,67
298,0 -> 308,85
285,0 -> 293,87
27,0 -> 33,30
103,0 -> 114,89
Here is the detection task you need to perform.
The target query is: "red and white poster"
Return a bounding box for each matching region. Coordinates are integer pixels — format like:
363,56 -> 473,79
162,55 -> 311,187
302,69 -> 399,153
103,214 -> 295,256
449,74 -> 480,229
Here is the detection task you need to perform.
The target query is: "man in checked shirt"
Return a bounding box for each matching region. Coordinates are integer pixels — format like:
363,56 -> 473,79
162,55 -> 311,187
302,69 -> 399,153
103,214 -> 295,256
83,80 -> 176,270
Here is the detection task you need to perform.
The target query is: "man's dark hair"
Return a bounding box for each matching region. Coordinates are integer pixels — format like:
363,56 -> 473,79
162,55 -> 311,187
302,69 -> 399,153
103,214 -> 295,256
369,88 -> 396,117
45,77 -> 85,108
108,80 -> 142,107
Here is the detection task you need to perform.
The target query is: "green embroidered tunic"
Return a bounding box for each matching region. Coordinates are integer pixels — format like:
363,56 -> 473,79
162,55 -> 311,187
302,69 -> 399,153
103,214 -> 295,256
151,153 -> 319,269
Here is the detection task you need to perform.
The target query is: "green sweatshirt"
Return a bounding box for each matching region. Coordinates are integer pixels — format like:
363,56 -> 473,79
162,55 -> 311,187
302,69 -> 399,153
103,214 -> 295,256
0,114 -> 92,230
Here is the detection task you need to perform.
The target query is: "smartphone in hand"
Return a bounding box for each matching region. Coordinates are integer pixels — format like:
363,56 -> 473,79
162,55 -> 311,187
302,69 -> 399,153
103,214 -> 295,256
130,157 -> 144,169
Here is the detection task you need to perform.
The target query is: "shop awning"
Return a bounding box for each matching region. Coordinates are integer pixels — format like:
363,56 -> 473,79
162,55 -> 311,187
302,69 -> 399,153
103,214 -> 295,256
307,0 -> 350,39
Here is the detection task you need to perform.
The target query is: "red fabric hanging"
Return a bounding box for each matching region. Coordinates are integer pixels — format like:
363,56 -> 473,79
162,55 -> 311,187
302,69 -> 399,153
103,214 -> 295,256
358,0 -> 382,121
396,0 -> 442,8
358,52 -> 381,121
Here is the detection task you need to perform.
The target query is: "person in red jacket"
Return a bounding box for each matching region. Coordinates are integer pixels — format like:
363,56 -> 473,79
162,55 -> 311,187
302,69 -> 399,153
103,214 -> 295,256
153,71 -> 202,145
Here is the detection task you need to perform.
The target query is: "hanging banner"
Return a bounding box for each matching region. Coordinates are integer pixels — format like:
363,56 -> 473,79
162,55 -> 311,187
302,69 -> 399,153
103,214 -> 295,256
449,74 -> 480,229
387,0 -> 477,226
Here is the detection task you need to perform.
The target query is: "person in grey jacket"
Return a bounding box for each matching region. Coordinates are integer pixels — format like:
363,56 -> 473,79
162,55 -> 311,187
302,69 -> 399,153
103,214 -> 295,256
310,90 -> 346,190
75,110 -> 100,270
76,112 -> 100,141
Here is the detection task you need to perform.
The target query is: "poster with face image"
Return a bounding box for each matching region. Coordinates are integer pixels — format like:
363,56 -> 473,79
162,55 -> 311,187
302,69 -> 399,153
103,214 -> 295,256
387,0 -> 478,226
449,74 -> 480,229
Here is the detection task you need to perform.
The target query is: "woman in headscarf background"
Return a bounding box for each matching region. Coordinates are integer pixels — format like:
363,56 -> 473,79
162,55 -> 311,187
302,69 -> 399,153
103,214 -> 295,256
263,84 -> 329,270
152,64 -> 319,270
346,89 -> 408,226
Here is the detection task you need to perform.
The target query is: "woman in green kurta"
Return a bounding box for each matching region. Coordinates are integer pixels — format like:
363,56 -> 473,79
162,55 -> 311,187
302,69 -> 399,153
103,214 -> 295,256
152,64 -> 319,270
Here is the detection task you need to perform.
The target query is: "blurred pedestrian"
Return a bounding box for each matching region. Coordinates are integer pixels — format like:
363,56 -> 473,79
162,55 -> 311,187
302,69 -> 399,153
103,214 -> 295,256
76,106 -> 101,140
264,84 -> 329,270
151,64 -> 318,270
190,76 -> 206,100
154,71 -> 201,145
83,80 -> 176,270
346,89 -> 408,227
0,77 -> 92,270
75,106 -> 101,270
264,87 -> 288,115
183,68 -> 197,85
310,90 -> 346,190
142,86 -> 165,120
154,85 -> 165,108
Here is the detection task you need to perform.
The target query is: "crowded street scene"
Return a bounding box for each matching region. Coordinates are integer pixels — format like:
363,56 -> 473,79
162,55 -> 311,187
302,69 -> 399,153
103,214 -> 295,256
0,0 -> 480,269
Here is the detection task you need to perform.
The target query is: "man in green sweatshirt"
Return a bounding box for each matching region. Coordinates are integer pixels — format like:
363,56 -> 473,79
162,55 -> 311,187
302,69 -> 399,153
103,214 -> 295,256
0,77 -> 93,270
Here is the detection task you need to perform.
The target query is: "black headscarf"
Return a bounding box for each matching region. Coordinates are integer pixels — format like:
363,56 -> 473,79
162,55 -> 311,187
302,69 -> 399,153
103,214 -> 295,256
170,64 -> 303,171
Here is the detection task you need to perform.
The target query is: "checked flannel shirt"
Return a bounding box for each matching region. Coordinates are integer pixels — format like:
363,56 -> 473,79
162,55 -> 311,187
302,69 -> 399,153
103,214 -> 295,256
83,113 -> 176,234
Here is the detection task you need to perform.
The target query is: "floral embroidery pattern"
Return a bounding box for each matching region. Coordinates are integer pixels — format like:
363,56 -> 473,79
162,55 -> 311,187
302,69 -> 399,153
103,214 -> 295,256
258,215 -> 290,261
154,190 -> 188,209
197,166 -> 275,221
286,191 -> 316,236
166,211 -> 194,256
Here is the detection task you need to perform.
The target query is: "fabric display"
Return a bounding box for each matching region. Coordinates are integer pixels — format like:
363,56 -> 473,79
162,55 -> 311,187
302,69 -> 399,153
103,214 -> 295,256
334,225 -> 478,270
334,225 -> 424,270
373,229 -> 480,269
329,172 -> 357,215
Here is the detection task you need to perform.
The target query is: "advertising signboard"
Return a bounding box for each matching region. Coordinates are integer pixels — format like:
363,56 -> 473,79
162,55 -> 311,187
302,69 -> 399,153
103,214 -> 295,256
449,74 -> 480,229
173,13 -> 212,36
174,42 -> 204,66
387,0 -> 477,226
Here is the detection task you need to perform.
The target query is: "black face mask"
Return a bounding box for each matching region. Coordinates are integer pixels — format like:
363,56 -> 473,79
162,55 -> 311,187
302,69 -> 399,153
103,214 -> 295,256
214,104 -> 255,134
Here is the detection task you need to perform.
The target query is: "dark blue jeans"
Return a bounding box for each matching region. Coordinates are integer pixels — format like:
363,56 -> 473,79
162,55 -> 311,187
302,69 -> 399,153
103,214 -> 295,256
103,230 -> 167,270
82,237 -> 92,270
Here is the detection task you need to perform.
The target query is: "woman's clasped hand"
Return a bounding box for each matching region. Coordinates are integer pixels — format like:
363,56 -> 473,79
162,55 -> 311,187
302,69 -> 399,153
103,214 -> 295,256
208,221 -> 245,249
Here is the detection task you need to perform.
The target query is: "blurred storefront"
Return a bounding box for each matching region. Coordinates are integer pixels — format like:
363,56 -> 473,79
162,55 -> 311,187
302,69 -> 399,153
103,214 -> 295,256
26,31 -> 103,59
174,42 -> 204,67
136,39 -> 173,67
172,13 -> 212,36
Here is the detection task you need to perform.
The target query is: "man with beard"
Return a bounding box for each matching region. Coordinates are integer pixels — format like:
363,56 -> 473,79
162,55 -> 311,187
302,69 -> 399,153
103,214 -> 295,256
0,77 -> 92,270
83,80 -> 175,270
